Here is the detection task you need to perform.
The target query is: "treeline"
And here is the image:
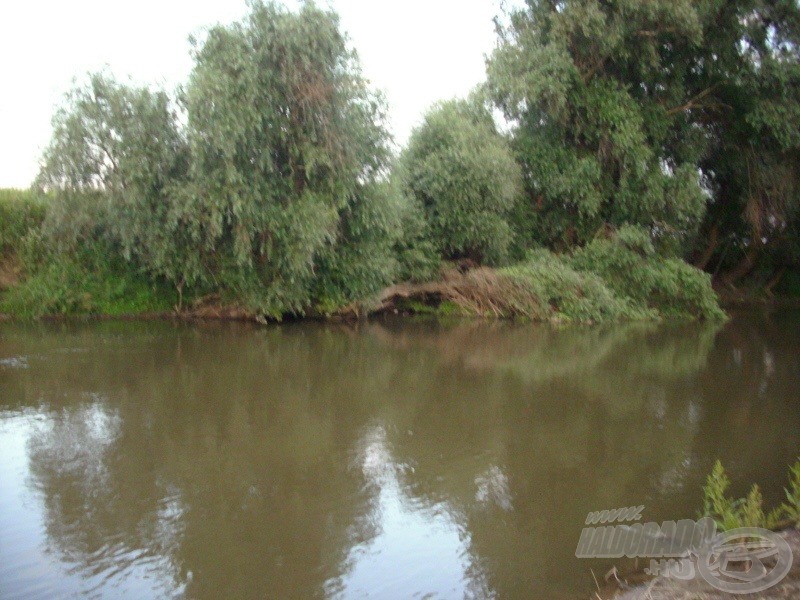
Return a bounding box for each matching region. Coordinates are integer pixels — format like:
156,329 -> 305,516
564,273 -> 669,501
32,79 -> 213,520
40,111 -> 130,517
2,0 -> 799,321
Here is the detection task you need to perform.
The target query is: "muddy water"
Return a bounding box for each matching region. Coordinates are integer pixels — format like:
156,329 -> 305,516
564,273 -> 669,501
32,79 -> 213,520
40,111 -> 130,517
0,310 -> 798,599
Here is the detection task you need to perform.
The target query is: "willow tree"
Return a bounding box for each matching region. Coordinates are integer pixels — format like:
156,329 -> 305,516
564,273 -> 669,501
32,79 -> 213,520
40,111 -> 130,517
183,0 -> 397,314
399,98 -> 523,265
688,0 -> 800,286
36,72 -> 190,282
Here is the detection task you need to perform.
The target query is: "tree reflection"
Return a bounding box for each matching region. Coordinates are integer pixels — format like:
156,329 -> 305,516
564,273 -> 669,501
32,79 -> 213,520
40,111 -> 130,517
2,314 -> 797,599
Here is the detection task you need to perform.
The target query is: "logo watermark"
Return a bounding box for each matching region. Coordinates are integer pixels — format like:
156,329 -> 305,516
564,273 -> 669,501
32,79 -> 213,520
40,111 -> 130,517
576,508 -> 793,594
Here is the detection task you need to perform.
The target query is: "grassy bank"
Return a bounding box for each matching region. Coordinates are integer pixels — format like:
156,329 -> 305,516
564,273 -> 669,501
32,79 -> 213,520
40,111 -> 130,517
0,189 -> 177,319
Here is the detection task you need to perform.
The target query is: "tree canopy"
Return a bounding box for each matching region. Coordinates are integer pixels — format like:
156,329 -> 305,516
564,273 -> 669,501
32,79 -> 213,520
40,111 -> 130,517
183,1 -> 395,312
399,98 -> 523,265
19,0 -> 800,320
34,1 -> 409,316
487,0 -> 800,281
36,72 -> 190,281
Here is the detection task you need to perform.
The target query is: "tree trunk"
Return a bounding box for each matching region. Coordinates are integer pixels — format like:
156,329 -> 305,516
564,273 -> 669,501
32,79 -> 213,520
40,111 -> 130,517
723,244 -> 761,284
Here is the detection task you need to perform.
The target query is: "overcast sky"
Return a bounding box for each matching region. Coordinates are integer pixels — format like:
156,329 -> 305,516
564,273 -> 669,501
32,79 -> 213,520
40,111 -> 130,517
0,0 -> 511,188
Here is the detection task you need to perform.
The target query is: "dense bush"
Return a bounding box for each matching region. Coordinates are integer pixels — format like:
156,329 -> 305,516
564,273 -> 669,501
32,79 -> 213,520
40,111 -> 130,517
0,243 -> 176,318
4,1 -> 733,322
400,98 -> 523,265
488,0 -> 800,285
36,73 -> 190,285
311,181 -> 404,313
178,0 -> 405,316
381,242 -> 721,323
27,1 -> 413,318
571,227 -> 726,321
487,1 -> 708,249
500,250 -> 648,323
390,181 -> 440,284
0,189 -> 46,254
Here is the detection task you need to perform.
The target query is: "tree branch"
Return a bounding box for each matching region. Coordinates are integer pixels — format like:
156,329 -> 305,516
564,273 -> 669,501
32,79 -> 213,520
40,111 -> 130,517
665,84 -> 719,116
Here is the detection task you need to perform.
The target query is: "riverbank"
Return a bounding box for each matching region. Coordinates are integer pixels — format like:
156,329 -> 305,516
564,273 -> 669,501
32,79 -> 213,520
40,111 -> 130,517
6,273 -> 800,325
0,237 -> 728,325
8,253 -> 800,325
0,183 -> 731,324
596,528 -> 800,600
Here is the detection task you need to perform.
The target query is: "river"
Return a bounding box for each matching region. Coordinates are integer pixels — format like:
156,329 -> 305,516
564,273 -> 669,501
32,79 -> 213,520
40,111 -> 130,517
1,310 -> 798,599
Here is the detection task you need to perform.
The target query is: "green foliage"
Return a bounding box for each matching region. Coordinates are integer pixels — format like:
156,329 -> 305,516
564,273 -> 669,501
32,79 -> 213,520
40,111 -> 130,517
783,461 -> 800,528
571,227 -> 725,320
487,0 -> 708,249
11,0 -> 760,321
36,72 -> 191,287
311,181 -> 404,313
0,189 -> 46,253
0,242 -> 176,319
25,1 -> 409,318
182,0 -> 397,315
500,249 -> 646,323
486,0 -> 800,278
692,0 -> 800,280
702,460 -> 786,531
400,97 -> 523,265
392,185 -> 440,283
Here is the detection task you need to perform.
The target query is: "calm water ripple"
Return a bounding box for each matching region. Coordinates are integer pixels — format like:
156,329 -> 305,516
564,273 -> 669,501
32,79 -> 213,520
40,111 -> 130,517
0,310 -> 798,599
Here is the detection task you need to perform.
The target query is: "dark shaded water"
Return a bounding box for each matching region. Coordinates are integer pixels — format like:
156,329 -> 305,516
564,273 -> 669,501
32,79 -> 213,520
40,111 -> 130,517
0,311 -> 799,599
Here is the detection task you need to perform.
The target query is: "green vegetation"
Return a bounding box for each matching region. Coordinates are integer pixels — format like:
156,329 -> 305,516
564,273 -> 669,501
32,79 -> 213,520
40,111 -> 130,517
0,189 -> 46,254
702,459 -> 800,531
25,2 -> 407,319
385,231 -> 724,323
399,98 -> 523,265
487,0 -> 800,279
785,461 -> 800,528
0,189 -> 46,297
5,0 -> 800,321
0,246 -> 176,319
501,250 -> 645,322
570,227 -> 726,321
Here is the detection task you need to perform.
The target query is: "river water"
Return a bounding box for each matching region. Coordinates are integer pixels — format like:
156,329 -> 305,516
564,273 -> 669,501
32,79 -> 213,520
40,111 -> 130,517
0,310 -> 798,599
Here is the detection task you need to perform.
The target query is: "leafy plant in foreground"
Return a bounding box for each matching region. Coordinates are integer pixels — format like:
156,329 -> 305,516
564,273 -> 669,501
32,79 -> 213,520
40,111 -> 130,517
701,460 -> 790,531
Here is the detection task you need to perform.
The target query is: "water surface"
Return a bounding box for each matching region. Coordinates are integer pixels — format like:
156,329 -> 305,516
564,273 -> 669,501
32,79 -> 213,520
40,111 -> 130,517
1,311 -> 798,599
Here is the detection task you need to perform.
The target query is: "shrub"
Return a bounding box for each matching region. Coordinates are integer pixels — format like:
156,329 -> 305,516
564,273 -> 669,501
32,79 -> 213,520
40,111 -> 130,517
702,460 -> 784,531
182,0 -> 395,316
30,2 -> 404,319
311,181 -> 404,313
570,227 -> 725,320
36,73 -> 190,288
500,249 -> 649,323
783,461 -> 800,528
0,242 -> 176,319
392,187 -> 440,283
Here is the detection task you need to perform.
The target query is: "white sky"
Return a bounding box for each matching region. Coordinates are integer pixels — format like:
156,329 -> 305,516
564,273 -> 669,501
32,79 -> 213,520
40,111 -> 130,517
0,0 -> 510,189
